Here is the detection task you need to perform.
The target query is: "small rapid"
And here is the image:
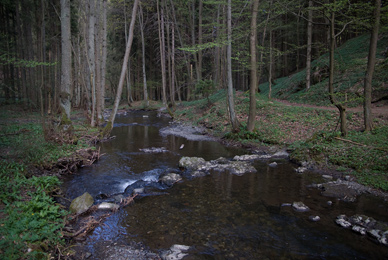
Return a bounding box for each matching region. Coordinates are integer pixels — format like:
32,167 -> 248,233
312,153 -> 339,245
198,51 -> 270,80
61,110 -> 388,259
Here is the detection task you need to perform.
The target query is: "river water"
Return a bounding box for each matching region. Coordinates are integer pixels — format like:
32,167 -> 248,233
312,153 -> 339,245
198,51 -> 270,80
62,111 -> 388,259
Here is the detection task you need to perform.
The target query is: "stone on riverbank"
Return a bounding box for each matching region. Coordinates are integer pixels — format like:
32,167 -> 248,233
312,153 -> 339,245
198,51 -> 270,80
70,192 -> 94,214
179,156 -> 257,176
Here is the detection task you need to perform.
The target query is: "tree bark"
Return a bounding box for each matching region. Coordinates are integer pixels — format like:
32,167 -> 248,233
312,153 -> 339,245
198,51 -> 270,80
227,0 -> 239,132
328,9 -> 347,136
103,0 -> 139,137
138,5 -> 149,107
157,0 -> 167,104
306,0 -> 313,90
88,0 -> 96,126
60,0 -> 72,123
364,0 -> 381,132
247,0 -> 260,132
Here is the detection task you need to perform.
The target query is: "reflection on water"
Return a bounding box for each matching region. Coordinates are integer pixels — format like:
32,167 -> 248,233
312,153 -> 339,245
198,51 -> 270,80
62,111 -> 388,259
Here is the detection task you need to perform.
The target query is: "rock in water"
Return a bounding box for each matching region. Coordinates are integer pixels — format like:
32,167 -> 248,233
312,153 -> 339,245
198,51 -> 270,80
292,201 -> 310,212
161,244 -> 190,260
179,157 -> 206,170
97,202 -> 120,211
70,192 -> 94,214
160,173 -> 182,186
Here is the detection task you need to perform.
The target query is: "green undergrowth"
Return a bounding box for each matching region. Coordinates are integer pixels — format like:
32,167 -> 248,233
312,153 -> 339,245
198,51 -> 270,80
175,89 -> 388,191
0,108 -> 96,259
290,127 -> 388,191
260,34 -> 388,107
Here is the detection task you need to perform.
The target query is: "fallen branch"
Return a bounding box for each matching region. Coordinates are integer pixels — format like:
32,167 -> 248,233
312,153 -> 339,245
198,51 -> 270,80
334,137 -> 388,152
120,194 -> 138,208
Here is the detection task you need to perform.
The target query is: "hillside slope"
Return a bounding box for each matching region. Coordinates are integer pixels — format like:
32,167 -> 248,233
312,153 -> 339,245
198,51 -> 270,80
259,34 -> 388,107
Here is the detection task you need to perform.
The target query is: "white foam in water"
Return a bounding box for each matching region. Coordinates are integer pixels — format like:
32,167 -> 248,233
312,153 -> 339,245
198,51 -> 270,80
141,169 -> 161,182
141,174 -> 158,182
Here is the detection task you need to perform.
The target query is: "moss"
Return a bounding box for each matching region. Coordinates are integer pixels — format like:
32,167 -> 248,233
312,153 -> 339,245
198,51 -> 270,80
100,121 -> 113,138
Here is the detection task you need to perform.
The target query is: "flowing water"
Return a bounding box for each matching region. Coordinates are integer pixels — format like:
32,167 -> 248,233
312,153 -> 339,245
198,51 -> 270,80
62,111 -> 388,259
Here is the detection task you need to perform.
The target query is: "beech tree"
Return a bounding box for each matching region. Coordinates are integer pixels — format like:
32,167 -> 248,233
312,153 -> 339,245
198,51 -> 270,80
227,0 -> 239,132
247,0 -> 260,132
60,0 -> 72,124
364,0 -> 381,132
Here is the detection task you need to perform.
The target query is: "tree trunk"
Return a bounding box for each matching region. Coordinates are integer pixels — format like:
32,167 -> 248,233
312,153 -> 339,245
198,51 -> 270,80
138,5 -> 149,107
102,0 -> 139,137
306,0 -> 313,90
95,0 -> 103,123
268,29 -> 273,99
197,0 -> 203,82
364,0 -> 381,132
227,0 -> 239,132
171,22 -> 176,105
88,0 -> 96,126
60,0 -> 72,123
247,0 -> 260,132
101,0 -> 107,112
328,10 -> 347,136
157,0 -> 167,104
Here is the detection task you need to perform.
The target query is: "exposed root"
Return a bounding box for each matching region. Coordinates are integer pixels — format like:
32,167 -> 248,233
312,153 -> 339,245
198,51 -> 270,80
45,148 -> 101,175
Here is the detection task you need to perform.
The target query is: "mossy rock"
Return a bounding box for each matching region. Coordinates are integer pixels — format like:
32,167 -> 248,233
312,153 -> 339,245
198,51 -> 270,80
69,192 -> 94,214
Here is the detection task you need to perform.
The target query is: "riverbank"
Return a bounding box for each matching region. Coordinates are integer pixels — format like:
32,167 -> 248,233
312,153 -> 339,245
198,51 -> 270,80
129,92 -> 388,196
0,106 -> 101,259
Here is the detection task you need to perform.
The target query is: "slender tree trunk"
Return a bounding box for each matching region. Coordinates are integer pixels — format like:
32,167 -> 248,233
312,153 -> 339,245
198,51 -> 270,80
214,4 -> 221,88
197,0 -> 203,82
328,10 -> 347,136
171,22 -> 176,105
103,0 -> 139,137
257,0 -> 271,92
157,0 -> 167,104
364,0 -> 381,132
60,0 -> 72,123
306,0 -> 313,90
247,0 -> 260,132
101,0 -> 107,112
123,0 -> 134,104
95,0 -> 103,123
138,5 -> 149,107
227,0 -> 239,132
268,30 -> 273,99
88,0 -> 96,126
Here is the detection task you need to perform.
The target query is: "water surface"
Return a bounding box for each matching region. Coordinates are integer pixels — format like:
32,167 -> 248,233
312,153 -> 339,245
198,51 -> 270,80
62,111 -> 388,259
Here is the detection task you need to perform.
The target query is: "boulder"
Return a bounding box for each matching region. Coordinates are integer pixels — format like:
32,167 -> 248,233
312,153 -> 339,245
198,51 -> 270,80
70,192 -> 94,214
160,173 -> 182,186
179,156 -> 257,177
179,157 -> 206,170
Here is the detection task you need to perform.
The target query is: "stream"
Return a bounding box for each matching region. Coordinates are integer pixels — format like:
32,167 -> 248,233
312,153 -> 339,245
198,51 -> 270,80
61,110 -> 388,259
